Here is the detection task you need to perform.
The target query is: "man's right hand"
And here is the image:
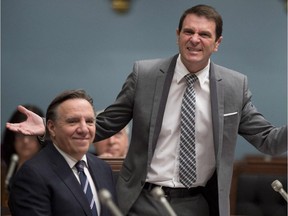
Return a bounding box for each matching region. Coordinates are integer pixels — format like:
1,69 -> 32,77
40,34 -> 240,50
6,105 -> 46,136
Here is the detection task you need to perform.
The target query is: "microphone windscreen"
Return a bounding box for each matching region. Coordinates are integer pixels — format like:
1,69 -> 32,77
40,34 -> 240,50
151,187 -> 165,200
271,180 -> 283,192
11,154 -> 19,162
98,188 -> 112,204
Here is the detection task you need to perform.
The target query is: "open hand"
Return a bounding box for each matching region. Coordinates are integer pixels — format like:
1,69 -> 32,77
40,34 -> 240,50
6,105 -> 45,136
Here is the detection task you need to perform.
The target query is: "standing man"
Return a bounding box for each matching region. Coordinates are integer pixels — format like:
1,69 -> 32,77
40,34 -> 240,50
8,89 -> 117,216
6,5 -> 287,216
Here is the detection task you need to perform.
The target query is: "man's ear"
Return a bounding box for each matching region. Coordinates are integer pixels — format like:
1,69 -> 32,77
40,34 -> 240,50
176,29 -> 180,44
214,36 -> 223,52
47,120 -> 56,138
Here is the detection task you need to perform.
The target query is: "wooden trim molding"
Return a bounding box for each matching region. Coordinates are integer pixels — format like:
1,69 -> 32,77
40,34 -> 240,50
101,157 -> 124,172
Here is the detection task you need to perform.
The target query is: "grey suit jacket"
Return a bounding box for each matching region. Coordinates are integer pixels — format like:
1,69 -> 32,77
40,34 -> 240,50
96,54 -> 287,216
9,143 -> 117,216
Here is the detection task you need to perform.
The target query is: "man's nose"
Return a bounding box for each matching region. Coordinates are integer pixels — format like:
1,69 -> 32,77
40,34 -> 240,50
78,121 -> 89,133
190,34 -> 200,43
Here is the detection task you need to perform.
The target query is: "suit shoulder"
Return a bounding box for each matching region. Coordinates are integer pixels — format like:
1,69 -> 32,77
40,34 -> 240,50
134,55 -> 176,72
212,63 -> 246,79
136,56 -> 173,65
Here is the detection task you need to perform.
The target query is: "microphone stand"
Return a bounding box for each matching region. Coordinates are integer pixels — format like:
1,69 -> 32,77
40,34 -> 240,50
150,187 -> 177,216
98,188 -> 124,216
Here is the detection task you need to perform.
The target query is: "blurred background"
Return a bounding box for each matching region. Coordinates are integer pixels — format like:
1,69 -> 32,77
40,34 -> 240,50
1,0 -> 287,159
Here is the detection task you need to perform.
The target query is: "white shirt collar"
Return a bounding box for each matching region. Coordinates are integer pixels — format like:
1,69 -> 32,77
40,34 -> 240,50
53,143 -> 88,168
175,55 -> 210,88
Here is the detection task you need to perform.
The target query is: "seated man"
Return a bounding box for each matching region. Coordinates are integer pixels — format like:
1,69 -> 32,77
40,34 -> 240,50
93,126 -> 129,158
8,89 -> 117,216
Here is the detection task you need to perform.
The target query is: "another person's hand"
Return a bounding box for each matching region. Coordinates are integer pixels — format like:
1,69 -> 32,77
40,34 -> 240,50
6,105 -> 45,136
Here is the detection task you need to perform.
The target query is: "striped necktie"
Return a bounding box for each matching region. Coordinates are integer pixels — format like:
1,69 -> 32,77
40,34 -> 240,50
75,160 -> 98,216
179,73 -> 198,188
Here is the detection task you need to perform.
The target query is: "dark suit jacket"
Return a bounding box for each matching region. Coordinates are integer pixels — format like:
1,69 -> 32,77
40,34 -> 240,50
96,54 -> 287,216
8,143 -> 117,216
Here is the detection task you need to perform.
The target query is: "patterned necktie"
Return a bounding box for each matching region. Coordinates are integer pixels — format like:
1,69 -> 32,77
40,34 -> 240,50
179,73 -> 198,188
75,160 -> 98,216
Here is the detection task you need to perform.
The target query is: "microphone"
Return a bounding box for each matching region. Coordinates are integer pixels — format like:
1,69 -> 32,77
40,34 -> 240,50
98,188 -> 123,216
150,187 -> 177,216
271,179 -> 288,202
5,154 -> 19,189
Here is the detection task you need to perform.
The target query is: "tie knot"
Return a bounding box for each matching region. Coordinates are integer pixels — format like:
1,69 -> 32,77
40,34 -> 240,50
184,73 -> 198,86
75,160 -> 86,173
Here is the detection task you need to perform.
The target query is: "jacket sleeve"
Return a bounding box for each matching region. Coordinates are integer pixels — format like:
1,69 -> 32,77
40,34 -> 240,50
238,75 -> 287,155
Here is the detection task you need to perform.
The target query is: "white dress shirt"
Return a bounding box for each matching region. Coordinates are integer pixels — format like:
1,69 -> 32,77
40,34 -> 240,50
53,144 -> 101,215
146,55 -> 216,188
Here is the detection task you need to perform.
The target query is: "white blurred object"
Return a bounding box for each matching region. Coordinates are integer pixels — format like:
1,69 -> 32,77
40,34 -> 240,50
98,188 -> 123,216
271,179 -> 288,202
5,154 -> 19,189
151,186 -> 177,216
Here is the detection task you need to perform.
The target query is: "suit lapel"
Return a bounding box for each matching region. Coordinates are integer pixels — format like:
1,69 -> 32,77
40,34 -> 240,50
209,62 -> 224,166
148,54 -> 178,165
46,144 -> 92,216
88,154 -> 120,216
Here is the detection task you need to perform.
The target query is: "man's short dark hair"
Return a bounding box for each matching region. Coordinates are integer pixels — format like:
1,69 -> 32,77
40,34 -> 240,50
178,4 -> 223,41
